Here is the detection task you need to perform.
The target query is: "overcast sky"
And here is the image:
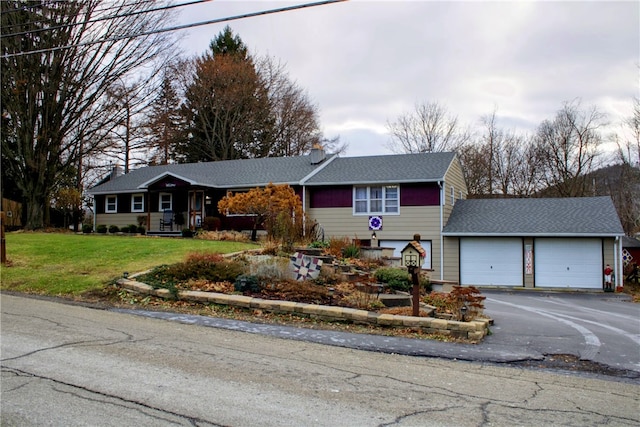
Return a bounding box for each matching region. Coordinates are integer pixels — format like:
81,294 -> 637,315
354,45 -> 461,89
175,0 -> 639,157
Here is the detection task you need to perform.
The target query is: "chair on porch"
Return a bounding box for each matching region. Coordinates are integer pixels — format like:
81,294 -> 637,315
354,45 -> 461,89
159,210 -> 173,231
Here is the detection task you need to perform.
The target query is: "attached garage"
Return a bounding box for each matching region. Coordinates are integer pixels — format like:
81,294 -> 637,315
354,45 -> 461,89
442,197 -> 624,290
534,238 -> 602,288
460,238 -> 523,286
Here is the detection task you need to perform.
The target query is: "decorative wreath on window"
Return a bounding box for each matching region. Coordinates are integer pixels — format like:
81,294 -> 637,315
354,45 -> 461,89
368,215 -> 382,230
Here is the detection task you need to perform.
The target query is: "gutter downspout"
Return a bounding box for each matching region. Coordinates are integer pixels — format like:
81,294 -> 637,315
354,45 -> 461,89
438,180 -> 444,281
91,195 -> 97,232
302,185 -> 306,237
615,236 -> 621,289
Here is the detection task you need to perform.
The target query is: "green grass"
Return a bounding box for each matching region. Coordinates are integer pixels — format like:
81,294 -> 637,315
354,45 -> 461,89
0,232 -> 259,296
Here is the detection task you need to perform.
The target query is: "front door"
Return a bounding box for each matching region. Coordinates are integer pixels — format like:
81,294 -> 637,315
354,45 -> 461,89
188,191 -> 204,229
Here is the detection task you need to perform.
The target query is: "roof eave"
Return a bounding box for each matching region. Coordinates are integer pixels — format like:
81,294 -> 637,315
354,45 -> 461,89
442,232 -> 625,237
138,172 -> 200,189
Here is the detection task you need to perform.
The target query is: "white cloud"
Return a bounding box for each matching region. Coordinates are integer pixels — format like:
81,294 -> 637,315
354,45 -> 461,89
176,0 -> 639,156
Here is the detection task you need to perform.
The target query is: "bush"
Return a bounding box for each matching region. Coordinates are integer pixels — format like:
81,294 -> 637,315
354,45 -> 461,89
136,215 -> 147,227
423,286 -> 486,321
96,224 -> 107,234
137,226 -> 146,235
326,236 -> 350,258
234,274 -> 261,293
374,267 -> 411,291
82,224 -> 93,234
137,253 -> 247,289
108,225 -> 119,233
249,257 -> 289,282
342,243 -> 360,258
122,224 -> 137,233
181,228 -> 193,238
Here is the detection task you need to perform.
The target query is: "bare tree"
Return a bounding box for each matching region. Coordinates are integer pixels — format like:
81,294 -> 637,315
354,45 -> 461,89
1,0 -> 176,229
534,100 -> 606,197
386,101 -> 472,153
257,57 -> 322,156
606,97 -> 640,236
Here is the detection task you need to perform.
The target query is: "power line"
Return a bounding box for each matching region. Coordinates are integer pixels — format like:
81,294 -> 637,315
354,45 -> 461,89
2,0 -> 348,59
1,0 -> 211,39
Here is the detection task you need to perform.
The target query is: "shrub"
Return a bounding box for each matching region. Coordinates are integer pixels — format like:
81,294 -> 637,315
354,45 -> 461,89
309,240 -> 329,249
423,286 -> 485,321
96,224 -> 107,234
108,225 -> 119,233
326,236 -> 350,258
342,242 -> 360,259
234,274 -> 261,293
249,257 -> 289,282
139,253 -> 247,289
123,224 -> 137,233
137,226 -> 146,235
136,215 -> 147,227
82,224 -> 93,234
374,267 -> 411,291
181,228 -> 193,238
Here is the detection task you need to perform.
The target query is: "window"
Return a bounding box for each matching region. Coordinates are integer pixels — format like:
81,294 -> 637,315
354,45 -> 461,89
105,195 -> 117,213
353,186 -> 399,214
159,192 -> 172,212
131,194 -> 144,213
450,185 -> 455,206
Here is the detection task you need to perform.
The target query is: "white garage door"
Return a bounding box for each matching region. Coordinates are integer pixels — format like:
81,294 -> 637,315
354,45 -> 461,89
534,238 -> 602,288
460,238 -> 523,286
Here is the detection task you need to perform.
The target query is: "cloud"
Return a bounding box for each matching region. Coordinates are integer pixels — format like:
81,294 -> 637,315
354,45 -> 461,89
176,0 -> 639,155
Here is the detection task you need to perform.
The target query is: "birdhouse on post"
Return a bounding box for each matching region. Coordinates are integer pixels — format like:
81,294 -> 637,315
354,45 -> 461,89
400,234 -> 426,317
401,238 -> 426,274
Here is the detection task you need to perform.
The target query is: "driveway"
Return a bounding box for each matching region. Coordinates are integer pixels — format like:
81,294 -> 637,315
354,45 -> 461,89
114,290 -> 640,381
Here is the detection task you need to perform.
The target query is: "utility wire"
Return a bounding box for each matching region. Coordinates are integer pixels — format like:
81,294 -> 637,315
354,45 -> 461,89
2,0 -> 347,59
1,0 -> 211,39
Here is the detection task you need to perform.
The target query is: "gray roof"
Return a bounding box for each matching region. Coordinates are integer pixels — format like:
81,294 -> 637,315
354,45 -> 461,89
303,152 -> 456,185
442,197 -> 624,237
88,154 -> 339,195
88,152 -> 457,195
622,236 -> 640,248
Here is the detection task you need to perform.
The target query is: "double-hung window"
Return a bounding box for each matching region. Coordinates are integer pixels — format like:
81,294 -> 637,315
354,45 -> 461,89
159,193 -> 172,212
353,186 -> 399,215
131,194 -> 144,213
105,195 -> 117,213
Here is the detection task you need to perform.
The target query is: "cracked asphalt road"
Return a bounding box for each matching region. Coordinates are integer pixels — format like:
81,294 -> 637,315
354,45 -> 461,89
2,293 -> 639,426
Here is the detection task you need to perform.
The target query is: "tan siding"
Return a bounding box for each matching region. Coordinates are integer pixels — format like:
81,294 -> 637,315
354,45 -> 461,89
442,156 -> 467,223
603,237 -> 615,267
442,237 -> 459,282
96,213 -> 142,229
308,206 -> 447,275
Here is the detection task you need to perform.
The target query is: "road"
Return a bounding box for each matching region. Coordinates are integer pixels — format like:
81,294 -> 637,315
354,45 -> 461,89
2,293 -> 639,426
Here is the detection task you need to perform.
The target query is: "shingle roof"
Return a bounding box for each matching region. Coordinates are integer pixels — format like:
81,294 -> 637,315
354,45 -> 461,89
88,152 -> 457,194
442,197 -> 624,237
88,154 -> 339,194
303,152 -> 456,185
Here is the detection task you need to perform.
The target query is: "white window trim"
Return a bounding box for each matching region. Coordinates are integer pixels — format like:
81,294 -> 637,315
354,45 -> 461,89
105,195 -> 117,213
352,185 -> 400,215
159,192 -> 173,212
131,193 -> 145,213
450,185 -> 455,206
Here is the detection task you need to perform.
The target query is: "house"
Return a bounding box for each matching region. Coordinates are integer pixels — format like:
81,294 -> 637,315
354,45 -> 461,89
88,149 -> 624,289
442,197 -> 625,289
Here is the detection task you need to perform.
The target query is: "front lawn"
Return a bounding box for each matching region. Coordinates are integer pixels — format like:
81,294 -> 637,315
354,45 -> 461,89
0,232 -> 258,295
